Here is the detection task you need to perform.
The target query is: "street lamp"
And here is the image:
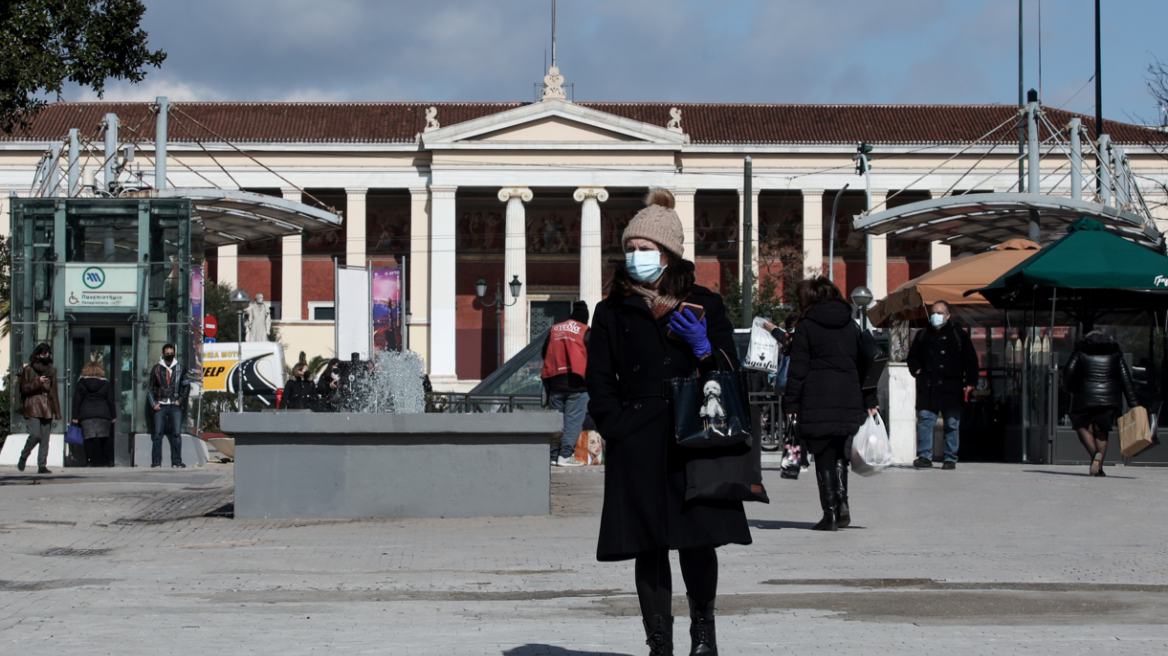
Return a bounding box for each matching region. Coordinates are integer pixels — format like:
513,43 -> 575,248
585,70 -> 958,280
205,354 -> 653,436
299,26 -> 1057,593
851,285 -> 873,332
229,288 -> 250,412
477,275 -> 522,369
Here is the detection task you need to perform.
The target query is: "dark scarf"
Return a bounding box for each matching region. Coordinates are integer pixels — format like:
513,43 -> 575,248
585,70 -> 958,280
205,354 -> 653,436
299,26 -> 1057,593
31,360 -> 54,377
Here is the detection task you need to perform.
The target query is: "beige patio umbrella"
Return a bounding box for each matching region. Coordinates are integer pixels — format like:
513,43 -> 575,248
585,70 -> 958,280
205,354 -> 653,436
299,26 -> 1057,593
868,239 -> 1040,328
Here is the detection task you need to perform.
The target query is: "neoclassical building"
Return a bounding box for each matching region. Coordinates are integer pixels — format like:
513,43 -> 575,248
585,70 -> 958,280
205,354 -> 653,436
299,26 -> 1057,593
3,94 -> 1167,389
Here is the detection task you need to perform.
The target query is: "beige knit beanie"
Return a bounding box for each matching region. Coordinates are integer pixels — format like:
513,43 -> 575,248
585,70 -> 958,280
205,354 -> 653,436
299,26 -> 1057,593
622,189 -> 685,259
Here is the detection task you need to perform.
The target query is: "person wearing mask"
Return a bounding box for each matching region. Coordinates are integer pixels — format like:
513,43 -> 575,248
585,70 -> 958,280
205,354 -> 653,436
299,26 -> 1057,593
148,344 -> 191,468
541,300 -> 591,467
1062,329 -> 1141,477
783,276 -> 878,532
71,361 -> 118,467
316,359 -> 342,412
17,343 -> 61,474
587,189 -> 749,655
282,363 -> 318,410
907,300 -> 980,470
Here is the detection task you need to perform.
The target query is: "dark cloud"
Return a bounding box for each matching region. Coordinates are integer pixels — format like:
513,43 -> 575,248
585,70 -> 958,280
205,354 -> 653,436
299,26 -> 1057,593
66,0 -> 1168,123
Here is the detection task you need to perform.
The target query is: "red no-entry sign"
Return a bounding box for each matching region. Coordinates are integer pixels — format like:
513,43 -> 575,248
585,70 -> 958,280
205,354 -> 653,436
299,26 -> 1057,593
204,314 -> 218,339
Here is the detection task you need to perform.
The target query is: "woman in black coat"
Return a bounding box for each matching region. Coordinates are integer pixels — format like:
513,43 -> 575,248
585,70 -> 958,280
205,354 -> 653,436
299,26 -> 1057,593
71,360 -> 118,467
282,363 -> 319,410
783,276 -> 878,531
1062,330 -> 1141,476
316,359 -> 342,412
587,189 -> 749,655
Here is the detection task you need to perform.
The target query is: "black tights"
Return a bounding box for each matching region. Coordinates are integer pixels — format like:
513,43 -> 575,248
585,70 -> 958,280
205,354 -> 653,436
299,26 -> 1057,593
810,436 -> 846,476
634,547 -> 718,619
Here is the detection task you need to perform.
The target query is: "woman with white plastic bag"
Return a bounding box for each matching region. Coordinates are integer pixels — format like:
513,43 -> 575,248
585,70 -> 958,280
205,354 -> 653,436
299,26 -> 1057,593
782,277 -> 879,531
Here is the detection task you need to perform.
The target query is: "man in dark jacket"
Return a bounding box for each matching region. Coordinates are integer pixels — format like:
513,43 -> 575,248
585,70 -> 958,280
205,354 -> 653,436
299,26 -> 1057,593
147,343 -> 191,468
907,301 -> 980,469
542,301 -> 590,467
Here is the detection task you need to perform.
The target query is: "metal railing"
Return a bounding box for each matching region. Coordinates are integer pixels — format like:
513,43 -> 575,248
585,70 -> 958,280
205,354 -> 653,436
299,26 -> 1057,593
430,393 -> 543,414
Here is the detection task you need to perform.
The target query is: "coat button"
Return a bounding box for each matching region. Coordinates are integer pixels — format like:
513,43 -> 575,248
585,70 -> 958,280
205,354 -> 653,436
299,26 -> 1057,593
663,357 -> 671,365
634,403 -> 643,410
632,364 -> 641,372
940,350 -> 945,354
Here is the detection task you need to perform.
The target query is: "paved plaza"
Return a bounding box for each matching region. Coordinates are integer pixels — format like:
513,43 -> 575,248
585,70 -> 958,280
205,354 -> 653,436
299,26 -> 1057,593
1,460 -> 1167,655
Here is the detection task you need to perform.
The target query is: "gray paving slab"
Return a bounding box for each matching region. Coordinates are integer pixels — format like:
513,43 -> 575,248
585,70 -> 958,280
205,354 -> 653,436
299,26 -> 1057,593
0,461 -> 1167,654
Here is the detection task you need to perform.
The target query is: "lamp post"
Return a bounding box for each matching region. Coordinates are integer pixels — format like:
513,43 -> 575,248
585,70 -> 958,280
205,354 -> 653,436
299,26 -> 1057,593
476,275 -> 522,370
229,288 -> 251,412
851,286 -> 873,332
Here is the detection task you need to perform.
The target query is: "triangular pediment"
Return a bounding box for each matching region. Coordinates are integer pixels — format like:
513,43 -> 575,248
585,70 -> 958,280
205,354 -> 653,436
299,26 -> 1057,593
422,99 -> 687,148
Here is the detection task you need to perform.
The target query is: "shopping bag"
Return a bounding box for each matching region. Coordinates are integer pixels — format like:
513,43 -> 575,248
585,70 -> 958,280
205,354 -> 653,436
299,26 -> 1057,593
672,370 -> 752,449
847,414 -> 893,477
742,317 -> 780,373
780,418 -> 802,480
65,424 -> 85,446
1119,406 -> 1157,457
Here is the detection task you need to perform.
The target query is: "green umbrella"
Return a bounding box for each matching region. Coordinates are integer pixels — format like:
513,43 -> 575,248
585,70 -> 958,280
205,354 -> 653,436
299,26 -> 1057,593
970,217 -> 1168,313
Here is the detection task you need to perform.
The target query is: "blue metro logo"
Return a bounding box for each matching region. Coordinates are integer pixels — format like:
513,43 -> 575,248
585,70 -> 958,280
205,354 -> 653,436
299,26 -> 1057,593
82,267 -> 105,289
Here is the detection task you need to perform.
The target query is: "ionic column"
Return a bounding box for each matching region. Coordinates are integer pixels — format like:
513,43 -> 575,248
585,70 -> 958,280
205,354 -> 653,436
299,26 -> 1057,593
801,190 -> 824,277
409,189 -> 432,368
870,233 -> 888,299
673,189 -> 696,260
429,187 -> 458,382
281,190 -> 303,320
739,189 -> 761,278
574,187 -> 608,313
346,188 -> 367,267
217,244 -> 238,288
499,187 -> 533,361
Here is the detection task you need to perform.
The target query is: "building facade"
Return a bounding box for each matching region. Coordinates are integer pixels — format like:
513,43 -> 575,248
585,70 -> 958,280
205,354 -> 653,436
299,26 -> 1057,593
3,98 -> 1167,389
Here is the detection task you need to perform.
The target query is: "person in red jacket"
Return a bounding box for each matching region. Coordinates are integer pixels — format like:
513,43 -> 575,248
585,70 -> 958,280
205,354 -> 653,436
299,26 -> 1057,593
542,301 -> 590,467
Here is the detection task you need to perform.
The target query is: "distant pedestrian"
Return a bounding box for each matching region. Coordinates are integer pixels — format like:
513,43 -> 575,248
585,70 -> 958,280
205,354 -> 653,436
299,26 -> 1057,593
783,276 -> 878,531
282,363 -> 318,410
148,343 -> 191,468
542,300 -> 591,467
587,188 -> 749,655
907,301 -> 979,470
316,359 -> 342,412
17,343 -> 60,474
1062,330 -> 1141,477
71,361 -> 117,467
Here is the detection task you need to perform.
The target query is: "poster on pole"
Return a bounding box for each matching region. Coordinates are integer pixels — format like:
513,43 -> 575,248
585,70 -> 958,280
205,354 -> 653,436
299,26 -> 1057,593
190,265 -> 204,383
372,266 -> 403,352
336,264 -> 372,361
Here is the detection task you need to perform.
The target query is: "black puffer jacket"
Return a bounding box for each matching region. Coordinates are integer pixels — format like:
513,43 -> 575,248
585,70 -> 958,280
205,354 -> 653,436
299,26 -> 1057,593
1062,333 -> 1139,411
72,376 -> 117,421
783,300 -> 877,440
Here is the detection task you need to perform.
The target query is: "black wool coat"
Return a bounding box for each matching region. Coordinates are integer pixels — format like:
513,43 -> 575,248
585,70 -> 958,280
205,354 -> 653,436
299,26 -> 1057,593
586,285 -> 752,562
906,321 -> 980,413
282,379 -> 318,410
782,300 -> 877,441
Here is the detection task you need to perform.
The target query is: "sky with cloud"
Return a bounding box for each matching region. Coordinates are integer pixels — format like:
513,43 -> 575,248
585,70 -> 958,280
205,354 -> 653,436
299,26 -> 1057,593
65,0 -> 1168,125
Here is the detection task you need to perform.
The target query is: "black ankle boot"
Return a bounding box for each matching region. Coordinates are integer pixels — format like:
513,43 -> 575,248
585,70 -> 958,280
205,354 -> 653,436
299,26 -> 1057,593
687,596 -> 717,655
642,615 -> 674,655
812,468 -> 839,531
835,459 -> 851,528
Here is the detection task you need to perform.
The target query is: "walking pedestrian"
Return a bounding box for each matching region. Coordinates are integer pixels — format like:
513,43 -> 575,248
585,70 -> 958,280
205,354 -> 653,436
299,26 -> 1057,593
542,300 -> 591,467
782,276 -> 879,531
1061,329 -> 1141,477
587,188 -> 750,655
148,344 -> 190,468
71,361 -> 117,467
17,343 -> 60,474
282,363 -> 318,410
907,301 -> 980,469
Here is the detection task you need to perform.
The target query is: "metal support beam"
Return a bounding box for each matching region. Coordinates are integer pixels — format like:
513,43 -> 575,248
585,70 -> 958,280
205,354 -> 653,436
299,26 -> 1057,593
46,143 -> 61,197
155,96 -> 168,190
1069,118 -> 1082,201
103,113 -> 118,192
1112,145 -> 1128,208
1098,134 -> 1111,206
67,129 -> 80,197
742,156 -> 753,328
1026,100 -> 1041,241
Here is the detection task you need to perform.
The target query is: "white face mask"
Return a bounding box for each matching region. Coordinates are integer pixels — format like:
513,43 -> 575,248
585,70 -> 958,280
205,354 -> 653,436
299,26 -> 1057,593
625,250 -> 666,283
929,313 -> 946,327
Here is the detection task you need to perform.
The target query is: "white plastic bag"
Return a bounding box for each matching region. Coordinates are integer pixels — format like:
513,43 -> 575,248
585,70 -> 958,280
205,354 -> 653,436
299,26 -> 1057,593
848,414 -> 893,477
743,317 -> 779,373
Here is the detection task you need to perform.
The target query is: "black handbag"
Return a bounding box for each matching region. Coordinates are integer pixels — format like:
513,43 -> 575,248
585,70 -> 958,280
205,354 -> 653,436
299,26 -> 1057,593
683,366 -> 768,503
858,329 -> 888,390
780,418 -> 802,480
672,369 -> 752,449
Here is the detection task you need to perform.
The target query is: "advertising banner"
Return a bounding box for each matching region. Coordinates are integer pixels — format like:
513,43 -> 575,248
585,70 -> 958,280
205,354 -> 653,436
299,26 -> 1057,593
63,263 -> 138,310
336,266 -> 371,361
201,342 -> 285,396
372,266 -> 403,352
191,265 -> 204,383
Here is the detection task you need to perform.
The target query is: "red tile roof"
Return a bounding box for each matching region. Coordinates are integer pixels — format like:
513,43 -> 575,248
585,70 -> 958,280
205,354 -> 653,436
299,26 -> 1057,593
4,101 -> 1165,146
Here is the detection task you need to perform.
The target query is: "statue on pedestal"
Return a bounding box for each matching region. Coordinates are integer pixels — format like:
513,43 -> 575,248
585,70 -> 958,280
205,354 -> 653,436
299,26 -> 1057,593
244,293 -> 271,342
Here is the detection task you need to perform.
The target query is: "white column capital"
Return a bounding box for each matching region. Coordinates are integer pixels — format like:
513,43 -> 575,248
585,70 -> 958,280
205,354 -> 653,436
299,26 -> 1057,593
430,187 -> 457,200
345,188 -> 367,200
672,189 -> 697,203
410,188 -> 430,202
498,187 -> 533,203
573,187 -> 608,203
799,188 -> 825,197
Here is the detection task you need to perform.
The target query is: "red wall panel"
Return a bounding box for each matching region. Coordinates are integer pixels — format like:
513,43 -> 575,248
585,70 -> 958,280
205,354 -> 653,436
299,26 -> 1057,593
302,257 -> 335,320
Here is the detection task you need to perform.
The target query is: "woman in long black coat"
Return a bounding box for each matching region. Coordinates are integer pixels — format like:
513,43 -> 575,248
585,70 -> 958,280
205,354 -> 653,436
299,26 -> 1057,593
588,189 -> 750,655
783,276 -> 878,531
1062,330 -> 1141,476
71,360 -> 118,467
282,363 -> 319,410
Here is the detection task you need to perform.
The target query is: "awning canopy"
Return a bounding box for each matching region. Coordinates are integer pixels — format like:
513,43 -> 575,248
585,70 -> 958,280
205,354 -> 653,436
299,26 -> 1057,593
133,188 -> 342,246
852,192 -> 1162,250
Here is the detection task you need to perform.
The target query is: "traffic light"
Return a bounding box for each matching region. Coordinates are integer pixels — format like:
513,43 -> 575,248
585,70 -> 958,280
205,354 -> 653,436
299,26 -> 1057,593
854,142 -> 873,175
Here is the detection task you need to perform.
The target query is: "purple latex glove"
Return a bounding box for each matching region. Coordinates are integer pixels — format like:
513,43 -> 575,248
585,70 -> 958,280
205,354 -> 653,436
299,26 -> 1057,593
668,308 -> 711,358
